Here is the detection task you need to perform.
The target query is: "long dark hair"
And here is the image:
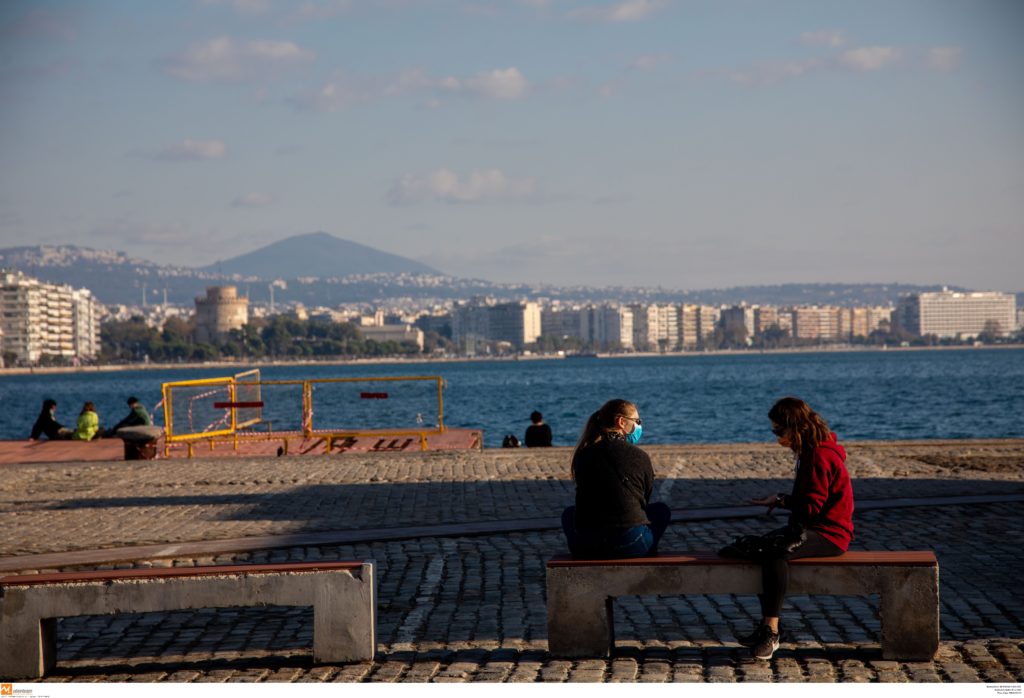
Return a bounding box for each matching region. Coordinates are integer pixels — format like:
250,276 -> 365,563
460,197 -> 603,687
768,396 -> 831,457
80,402 -> 95,415
571,398 -> 636,480
39,399 -> 57,415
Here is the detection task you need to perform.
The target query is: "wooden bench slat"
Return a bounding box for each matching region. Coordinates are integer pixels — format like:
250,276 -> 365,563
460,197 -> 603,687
1,561 -> 363,587
547,550 -> 937,568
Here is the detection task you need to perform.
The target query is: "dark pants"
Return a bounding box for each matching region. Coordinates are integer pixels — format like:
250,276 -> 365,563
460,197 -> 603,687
562,502 -> 671,558
758,529 -> 844,617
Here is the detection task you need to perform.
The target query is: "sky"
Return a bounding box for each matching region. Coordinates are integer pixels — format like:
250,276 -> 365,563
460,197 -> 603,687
1,0 -> 1022,291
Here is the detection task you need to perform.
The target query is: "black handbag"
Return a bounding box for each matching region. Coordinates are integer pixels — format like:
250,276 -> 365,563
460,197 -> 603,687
718,523 -> 807,560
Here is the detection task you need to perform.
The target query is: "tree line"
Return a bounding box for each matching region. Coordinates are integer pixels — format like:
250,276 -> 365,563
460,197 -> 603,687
99,316 -> 450,363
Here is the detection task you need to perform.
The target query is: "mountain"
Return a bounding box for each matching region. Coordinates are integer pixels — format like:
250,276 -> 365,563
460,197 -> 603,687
198,232 -> 439,279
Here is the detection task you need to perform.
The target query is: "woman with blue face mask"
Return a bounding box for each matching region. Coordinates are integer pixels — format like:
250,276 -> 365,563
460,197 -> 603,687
561,398 -> 670,558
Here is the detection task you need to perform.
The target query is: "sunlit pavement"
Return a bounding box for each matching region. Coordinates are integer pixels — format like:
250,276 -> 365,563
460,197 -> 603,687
3,440 -> 1022,682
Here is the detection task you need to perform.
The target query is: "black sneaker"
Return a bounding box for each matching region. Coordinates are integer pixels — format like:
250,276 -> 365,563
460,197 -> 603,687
736,624 -> 766,648
751,626 -> 780,660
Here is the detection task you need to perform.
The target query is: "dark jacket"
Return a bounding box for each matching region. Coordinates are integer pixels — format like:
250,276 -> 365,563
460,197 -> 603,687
525,423 -> 553,447
780,433 -> 854,550
572,436 -> 654,530
111,404 -> 152,433
30,410 -> 64,440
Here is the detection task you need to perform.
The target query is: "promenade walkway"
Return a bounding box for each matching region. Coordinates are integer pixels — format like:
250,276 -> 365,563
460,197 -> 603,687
2,440 -> 1022,683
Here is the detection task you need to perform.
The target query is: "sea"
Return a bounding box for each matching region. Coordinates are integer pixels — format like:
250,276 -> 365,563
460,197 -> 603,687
2,348 -> 1022,448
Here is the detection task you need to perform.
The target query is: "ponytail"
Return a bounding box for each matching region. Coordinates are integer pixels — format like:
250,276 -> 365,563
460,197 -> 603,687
571,399 -> 636,480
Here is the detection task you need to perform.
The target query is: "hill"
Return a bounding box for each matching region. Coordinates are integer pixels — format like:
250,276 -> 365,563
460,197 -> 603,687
198,232 -> 439,279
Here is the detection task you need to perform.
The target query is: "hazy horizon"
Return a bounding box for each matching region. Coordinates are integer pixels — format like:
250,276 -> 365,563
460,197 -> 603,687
2,1 -> 1022,291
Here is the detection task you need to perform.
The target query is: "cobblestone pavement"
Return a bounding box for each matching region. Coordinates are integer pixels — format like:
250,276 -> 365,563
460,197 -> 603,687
2,440 -> 1023,683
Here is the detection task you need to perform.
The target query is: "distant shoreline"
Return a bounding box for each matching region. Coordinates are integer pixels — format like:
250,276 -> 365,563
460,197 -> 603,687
2,342 -> 1021,377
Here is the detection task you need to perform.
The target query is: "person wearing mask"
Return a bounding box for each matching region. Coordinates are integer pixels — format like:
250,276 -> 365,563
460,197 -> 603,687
524,410 -> 553,447
107,396 -> 152,435
73,402 -> 101,441
561,399 -> 670,558
29,399 -> 72,440
738,396 -> 854,660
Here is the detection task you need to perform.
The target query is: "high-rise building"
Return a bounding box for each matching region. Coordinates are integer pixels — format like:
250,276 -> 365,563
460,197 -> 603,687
194,286 -> 249,344
696,305 -> 720,349
451,300 -> 541,350
894,290 -> 1016,338
792,306 -> 841,341
0,271 -> 101,364
720,305 -> 755,345
489,301 -> 541,348
680,304 -> 700,350
583,305 -> 633,350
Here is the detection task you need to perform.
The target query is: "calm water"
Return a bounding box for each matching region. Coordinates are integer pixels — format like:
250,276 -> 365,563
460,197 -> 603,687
2,349 -> 1022,447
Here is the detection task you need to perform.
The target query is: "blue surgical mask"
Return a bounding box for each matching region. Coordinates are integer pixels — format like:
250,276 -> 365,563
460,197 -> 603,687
626,422 -> 643,445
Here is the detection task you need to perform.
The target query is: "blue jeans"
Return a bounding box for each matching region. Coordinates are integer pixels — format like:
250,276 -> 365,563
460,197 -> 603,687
561,502 -> 671,558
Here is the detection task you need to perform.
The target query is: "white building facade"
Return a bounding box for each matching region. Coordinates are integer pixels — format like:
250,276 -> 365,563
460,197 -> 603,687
0,271 -> 101,364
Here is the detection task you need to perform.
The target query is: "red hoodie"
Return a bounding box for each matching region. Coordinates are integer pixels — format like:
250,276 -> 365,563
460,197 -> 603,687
785,433 -> 854,550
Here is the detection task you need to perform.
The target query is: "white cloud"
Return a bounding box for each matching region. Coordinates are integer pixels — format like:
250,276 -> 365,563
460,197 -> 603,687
147,139 -> 228,162
629,53 -> 668,71
839,46 -> 901,72
389,168 -> 538,205
231,192 -> 276,208
800,30 -> 845,48
162,36 -> 314,82
927,46 -> 962,71
723,58 -> 822,87
460,67 -> 530,99
295,0 -> 353,20
292,66 -> 530,111
569,0 -> 667,22
200,0 -> 273,15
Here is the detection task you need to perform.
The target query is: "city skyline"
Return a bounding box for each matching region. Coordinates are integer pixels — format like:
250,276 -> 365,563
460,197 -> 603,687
2,1 -> 1022,291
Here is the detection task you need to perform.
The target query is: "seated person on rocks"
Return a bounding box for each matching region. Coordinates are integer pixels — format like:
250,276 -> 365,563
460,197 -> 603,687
72,401 -> 101,441
29,398 -> 72,440
524,410 -> 553,447
731,396 -> 854,661
561,398 -> 670,559
107,396 -> 153,435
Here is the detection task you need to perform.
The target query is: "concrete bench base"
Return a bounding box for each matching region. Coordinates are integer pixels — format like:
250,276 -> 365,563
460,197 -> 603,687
547,551 -> 938,661
0,561 -> 376,678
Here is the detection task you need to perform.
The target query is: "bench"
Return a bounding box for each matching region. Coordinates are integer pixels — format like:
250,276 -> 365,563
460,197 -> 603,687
0,561 -> 377,678
547,551 -> 938,661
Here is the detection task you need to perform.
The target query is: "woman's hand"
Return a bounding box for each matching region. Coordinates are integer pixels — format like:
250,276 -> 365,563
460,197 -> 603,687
750,495 -> 781,513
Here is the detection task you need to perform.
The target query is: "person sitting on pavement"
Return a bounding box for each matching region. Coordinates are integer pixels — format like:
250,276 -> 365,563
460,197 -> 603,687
72,402 -> 101,441
561,398 -> 670,559
30,398 -> 72,440
524,410 -> 553,447
736,396 -> 854,661
107,396 -> 153,435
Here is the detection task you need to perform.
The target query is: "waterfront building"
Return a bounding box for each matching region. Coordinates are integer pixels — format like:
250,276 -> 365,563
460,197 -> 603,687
582,304 -> 633,350
754,306 -> 780,337
696,305 -> 720,349
359,324 -> 425,351
720,305 -> 755,345
893,290 -> 1016,338
451,300 -> 541,351
630,304 -> 659,351
0,270 -> 100,364
489,301 -> 541,348
680,304 -> 700,350
541,306 -> 585,342
792,306 -> 841,341
194,285 -> 249,344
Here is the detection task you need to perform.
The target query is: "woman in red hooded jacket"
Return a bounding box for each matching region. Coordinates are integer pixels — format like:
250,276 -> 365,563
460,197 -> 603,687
740,397 -> 854,660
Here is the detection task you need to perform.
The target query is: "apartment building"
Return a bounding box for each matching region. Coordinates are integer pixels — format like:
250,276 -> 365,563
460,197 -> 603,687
680,304 -> 700,350
893,290 -> 1016,338
452,300 -> 541,350
0,271 -> 101,364
792,306 -> 842,341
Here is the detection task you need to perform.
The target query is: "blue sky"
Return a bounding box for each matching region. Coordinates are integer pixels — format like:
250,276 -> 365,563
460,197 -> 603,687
1,0 -> 1022,290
